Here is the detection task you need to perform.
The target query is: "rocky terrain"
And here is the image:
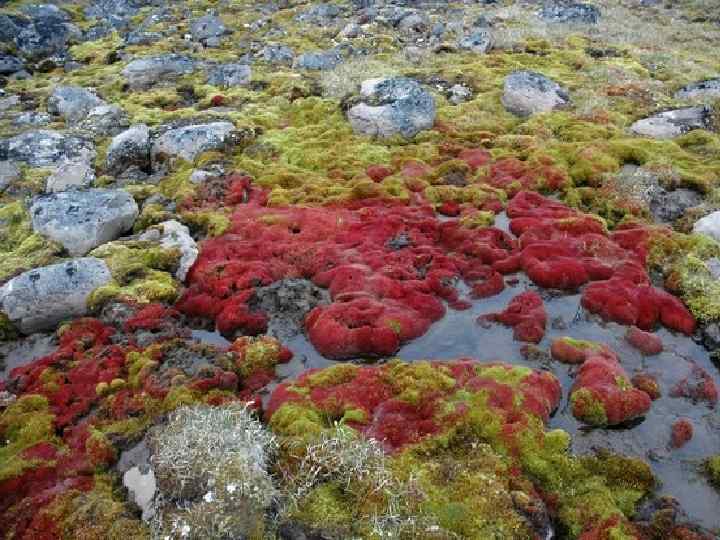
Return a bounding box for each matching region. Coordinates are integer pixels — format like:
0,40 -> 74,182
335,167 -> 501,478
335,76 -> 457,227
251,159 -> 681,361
1,0 -> 720,538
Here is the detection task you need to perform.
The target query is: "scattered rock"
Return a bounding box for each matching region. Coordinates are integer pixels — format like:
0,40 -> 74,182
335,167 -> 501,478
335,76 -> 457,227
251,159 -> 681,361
630,106 -> 713,139
151,121 -> 237,164
139,220 -> 198,282
693,210 -> 720,242
0,160 -> 20,192
294,49 -> 343,70
501,71 -> 570,117
13,111 -> 52,127
0,53 -> 24,76
30,189 -> 139,256
47,85 -> 105,124
207,63 -> 251,87
78,104 -> 130,137
259,44 -> 295,65
675,78 -> 720,101
122,54 -> 196,90
448,84 -> 472,105
347,77 -> 436,139
458,29 -> 493,54
1,130 -> 95,167
0,257 -> 112,333
45,160 -> 95,192
540,2 -> 601,24
106,124 -> 151,176
190,14 -> 227,44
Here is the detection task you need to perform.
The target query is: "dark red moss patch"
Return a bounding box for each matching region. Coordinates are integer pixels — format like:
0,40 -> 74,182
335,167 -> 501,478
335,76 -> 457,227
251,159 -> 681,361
480,290 -> 547,343
670,418 -> 693,449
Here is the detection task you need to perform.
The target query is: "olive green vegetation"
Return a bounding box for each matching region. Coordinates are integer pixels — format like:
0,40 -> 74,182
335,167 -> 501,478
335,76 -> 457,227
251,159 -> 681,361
707,455 -> 720,489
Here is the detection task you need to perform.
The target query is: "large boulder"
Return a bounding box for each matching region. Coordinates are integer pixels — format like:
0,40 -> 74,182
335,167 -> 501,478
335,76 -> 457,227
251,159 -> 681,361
675,79 -> 720,101
0,258 -> 112,333
106,124 -> 151,176
122,55 -> 196,90
347,77 -> 436,139
151,122 -> 237,164
47,85 -> 105,124
7,5 -> 81,61
30,189 -> 139,256
630,106 -> 713,139
0,130 -> 95,167
501,70 -> 570,117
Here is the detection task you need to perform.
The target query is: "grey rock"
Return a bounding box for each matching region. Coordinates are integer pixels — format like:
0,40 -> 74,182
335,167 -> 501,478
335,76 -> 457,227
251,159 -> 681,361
693,211 -> 720,242
540,2 -> 600,24
139,220 -> 198,281
31,189 -> 139,256
190,14 -> 227,42
122,54 -> 196,90
259,44 -> 295,65
501,70 -> 570,117
339,22 -> 362,38
458,29 -> 493,54
448,84 -> 472,105
151,121 -> 237,164
0,333 -> 56,382
45,161 -> 96,192
1,130 -> 95,168
294,49 -> 343,70
106,124 -> 151,176
252,279 -> 330,340
47,85 -> 105,124
650,188 -> 702,223
85,0 -> 155,30
397,12 -> 430,36
0,258 -> 112,333
78,104 -> 130,137
630,106 -> 712,139
13,111 -> 51,127
124,30 -> 162,46
207,63 -> 251,87
295,3 -> 342,25
347,77 -> 436,139
675,78 -> 720,101
0,160 -> 20,192
0,53 -> 24,75
0,94 -> 20,112
12,5 -> 80,61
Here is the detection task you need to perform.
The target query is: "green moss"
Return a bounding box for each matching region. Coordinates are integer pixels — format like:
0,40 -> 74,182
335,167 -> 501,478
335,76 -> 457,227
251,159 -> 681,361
289,483 -> 354,535
269,403 -> 325,439
570,388 -> 609,427
180,209 -> 232,237
0,394 -> 58,482
383,361 -> 456,405
233,336 -> 287,378
707,455 -> 720,489
305,364 -> 360,389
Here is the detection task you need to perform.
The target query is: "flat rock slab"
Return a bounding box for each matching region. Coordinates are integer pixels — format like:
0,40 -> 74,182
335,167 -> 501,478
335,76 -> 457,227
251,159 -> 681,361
347,77 -> 436,139
1,130 -> 95,167
31,189 -> 139,256
0,257 -> 112,334
630,106 -> 713,139
151,121 -> 236,163
122,54 -> 196,90
502,70 -> 570,117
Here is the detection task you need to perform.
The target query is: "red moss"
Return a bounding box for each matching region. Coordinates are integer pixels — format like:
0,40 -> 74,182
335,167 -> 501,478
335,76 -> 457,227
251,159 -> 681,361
366,165 -> 393,182
124,303 -> 180,332
550,337 -> 611,365
631,373 -> 661,400
625,327 -> 663,355
458,147 -> 491,170
480,291 -> 547,343
670,418 -> 693,448
670,364 -> 718,407
571,352 -> 652,426
210,94 -> 225,106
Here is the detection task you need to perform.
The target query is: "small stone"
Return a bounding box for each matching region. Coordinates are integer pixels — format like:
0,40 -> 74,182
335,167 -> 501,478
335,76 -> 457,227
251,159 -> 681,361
0,258 -> 112,333
207,63 -> 251,88
31,189 -> 139,256
139,220 -> 198,281
458,29 -> 493,54
501,71 -> 570,117
540,2 -> 601,24
106,124 -> 151,176
190,14 -> 227,42
0,160 -> 21,192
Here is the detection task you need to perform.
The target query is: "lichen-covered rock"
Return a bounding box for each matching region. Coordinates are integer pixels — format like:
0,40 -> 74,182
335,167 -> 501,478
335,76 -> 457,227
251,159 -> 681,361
0,53 -> 24,76
259,44 -> 294,65
30,189 -> 139,256
675,78 -> 720,101
138,220 -> 198,282
77,104 -> 130,137
458,29 -> 493,53
152,121 -> 237,164
347,77 -> 436,139
0,258 -> 111,333
630,106 -> 713,139
8,4 -> 80,61
190,14 -> 227,44
1,130 -> 95,168
45,160 -> 95,193
294,49 -> 343,70
0,160 -> 20,192
121,54 -> 196,90
47,85 -> 105,124
540,1 -> 601,24
501,70 -> 570,117
207,63 -> 251,88
106,124 -> 151,176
